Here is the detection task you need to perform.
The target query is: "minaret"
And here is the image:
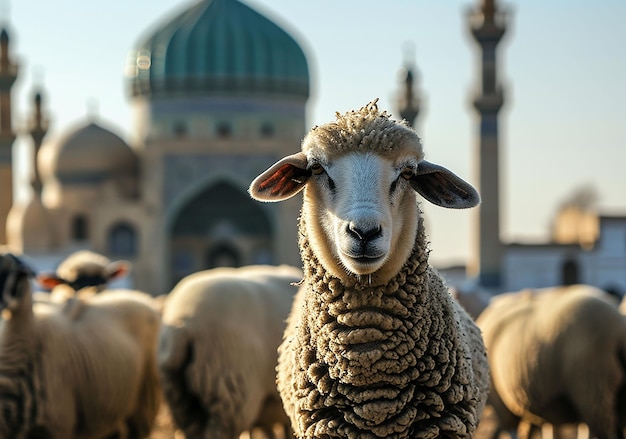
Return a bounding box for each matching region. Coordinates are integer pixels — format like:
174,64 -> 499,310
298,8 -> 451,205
467,0 -> 507,288
6,88 -> 54,253
397,47 -> 421,129
29,91 -> 48,195
0,27 -> 18,245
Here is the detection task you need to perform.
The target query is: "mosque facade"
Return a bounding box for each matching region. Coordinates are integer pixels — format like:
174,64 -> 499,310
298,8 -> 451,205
2,0 -> 307,295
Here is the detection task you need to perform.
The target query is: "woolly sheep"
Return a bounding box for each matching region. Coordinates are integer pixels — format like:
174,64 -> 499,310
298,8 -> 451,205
249,100 -> 489,439
158,264 -> 303,439
0,251 -> 161,438
476,284 -> 626,439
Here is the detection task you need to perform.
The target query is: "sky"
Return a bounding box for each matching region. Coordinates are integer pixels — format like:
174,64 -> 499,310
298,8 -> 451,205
5,0 -> 626,267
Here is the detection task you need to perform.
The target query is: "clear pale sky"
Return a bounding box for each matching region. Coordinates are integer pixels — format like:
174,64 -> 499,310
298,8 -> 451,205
6,0 -> 626,267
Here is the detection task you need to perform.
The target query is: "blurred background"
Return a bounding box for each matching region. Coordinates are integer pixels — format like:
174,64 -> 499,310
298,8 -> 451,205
1,0 -> 624,295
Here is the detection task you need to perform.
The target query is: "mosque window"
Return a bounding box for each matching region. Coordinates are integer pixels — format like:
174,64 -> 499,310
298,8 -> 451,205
561,259 -> 579,285
173,121 -> 188,138
72,215 -> 88,241
260,122 -> 274,138
216,121 -> 232,138
108,222 -> 137,257
171,249 -> 195,287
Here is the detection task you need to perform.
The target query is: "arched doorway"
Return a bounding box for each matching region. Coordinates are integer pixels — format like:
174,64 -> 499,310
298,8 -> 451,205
107,221 -> 137,257
561,259 -> 580,285
205,242 -> 240,268
168,180 -> 273,287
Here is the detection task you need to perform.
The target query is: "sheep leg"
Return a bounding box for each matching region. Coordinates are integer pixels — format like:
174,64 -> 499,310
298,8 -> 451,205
102,423 -> 128,439
124,354 -> 162,438
159,327 -> 207,439
539,423 -> 553,439
571,374 -> 620,439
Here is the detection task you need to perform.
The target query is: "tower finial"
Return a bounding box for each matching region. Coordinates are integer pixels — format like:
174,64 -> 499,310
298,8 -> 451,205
396,42 -> 421,129
28,71 -> 48,195
402,41 -> 415,69
0,0 -> 10,26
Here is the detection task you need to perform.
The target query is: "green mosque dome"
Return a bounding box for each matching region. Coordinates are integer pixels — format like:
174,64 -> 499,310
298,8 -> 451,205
128,0 -> 310,99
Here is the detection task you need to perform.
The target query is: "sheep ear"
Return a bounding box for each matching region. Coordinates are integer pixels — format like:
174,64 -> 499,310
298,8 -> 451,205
106,260 -> 131,281
249,152 -> 310,202
410,160 -> 480,209
36,273 -> 66,291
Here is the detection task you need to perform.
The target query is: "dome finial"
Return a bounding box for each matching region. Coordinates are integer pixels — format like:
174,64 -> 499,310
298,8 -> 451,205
397,41 -> 420,128
86,97 -> 99,120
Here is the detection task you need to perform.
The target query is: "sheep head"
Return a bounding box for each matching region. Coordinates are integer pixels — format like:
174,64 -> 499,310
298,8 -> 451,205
249,100 -> 479,285
37,250 -> 130,293
0,253 -> 35,315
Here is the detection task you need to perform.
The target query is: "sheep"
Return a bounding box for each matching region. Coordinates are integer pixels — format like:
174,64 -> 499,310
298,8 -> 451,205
248,99 -> 489,439
36,250 -> 130,300
0,251 -> 161,438
158,264 -> 303,439
476,284 -> 626,439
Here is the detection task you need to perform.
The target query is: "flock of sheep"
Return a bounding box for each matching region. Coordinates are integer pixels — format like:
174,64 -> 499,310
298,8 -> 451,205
0,100 -> 623,439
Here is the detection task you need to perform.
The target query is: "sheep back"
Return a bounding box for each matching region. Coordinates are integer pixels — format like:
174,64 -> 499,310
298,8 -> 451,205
477,285 -> 626,437
159,264 -> 302,438
7,290 -> 162,438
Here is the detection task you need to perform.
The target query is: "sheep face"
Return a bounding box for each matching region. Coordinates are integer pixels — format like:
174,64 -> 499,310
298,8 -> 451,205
249,100 -> 480,285
36,251 -> 130,293
300,149 -> 421,280
0,253 -> 34,313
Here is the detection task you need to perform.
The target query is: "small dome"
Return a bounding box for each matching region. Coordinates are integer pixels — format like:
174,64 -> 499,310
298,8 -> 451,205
39,121 -> 138,185
127,0 -> 310,99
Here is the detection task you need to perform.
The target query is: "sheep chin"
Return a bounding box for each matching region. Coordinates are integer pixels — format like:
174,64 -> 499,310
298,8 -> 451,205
339,254 -> 387,277
336,234 -> 390,276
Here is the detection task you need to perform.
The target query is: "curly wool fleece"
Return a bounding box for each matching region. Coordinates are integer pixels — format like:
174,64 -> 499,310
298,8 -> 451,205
303,99 -> 424,161
277,216 -> 487,439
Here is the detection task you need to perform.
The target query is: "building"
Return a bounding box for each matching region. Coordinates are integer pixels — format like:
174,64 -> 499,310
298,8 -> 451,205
445,0 -> 626,296
504,213 -> 626,294
4,0 -> 309,295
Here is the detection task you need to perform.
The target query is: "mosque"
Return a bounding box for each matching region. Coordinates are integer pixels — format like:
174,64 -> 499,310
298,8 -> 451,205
1,0 -> 309,295
1,0 -> 625,296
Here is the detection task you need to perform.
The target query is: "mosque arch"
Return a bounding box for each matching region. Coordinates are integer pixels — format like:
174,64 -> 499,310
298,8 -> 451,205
107,221 -> 137,257
167,179 -> 273,287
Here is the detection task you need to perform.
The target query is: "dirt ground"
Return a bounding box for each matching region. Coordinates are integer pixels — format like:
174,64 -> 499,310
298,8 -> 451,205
147,403 -> 516,439
149,403 -> 585,439
148,404 -> 178,439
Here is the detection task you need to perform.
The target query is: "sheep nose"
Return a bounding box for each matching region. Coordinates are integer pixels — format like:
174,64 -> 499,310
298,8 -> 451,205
346,223 -> 382,243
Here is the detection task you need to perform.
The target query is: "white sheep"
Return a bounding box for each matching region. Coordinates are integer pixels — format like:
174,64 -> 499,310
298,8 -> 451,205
476,284 -> 626,439
0,251 -> 161,438
158,264 -> 303,439
36,250 -> 130,299
249,100 -> 489,439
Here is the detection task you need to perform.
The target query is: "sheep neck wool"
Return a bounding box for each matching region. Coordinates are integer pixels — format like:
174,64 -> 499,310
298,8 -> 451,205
293,214 -> 480,439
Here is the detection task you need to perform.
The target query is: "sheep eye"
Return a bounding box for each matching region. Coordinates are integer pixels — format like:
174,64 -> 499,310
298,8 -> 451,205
310,163 -> 325,175
400,167 -> 414,180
